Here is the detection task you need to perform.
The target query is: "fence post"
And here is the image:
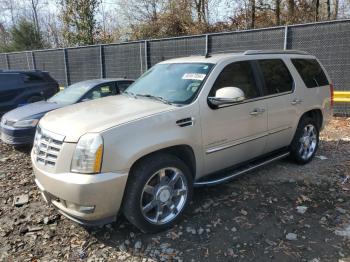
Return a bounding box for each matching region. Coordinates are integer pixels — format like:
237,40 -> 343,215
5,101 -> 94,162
5,54 -> 9,69
63,48 -> 70,86
31,51 -> 36,70
99,45 -> 105,78
139,42 -> 143,75
144,40 -> 149,71
26,52 -> 31,69
205,34 -> 209,56
284,25 -> 289,50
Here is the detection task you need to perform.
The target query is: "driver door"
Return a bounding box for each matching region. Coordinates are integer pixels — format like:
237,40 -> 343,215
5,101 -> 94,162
200,60 -> 268,175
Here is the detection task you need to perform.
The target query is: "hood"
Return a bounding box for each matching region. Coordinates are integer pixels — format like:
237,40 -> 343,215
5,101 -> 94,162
3,101 -> 63,121
39,95 -> 175,142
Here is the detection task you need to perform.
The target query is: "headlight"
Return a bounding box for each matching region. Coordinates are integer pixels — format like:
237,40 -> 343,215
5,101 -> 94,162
71,133 -> 103,174
13,119 -> 39,128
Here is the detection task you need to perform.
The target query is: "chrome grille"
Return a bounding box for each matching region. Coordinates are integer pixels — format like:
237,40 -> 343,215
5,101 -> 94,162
33,127 -> 65,167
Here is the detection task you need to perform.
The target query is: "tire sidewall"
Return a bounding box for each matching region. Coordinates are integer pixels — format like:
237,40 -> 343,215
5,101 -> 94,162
291,117 -> 319,164
123,154 -> 193,233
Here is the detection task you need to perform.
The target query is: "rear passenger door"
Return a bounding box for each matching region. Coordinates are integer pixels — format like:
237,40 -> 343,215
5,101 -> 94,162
255,59 -> 298,153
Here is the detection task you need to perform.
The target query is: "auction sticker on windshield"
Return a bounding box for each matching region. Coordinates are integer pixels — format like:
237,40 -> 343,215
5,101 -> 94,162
182,73 -> 206,81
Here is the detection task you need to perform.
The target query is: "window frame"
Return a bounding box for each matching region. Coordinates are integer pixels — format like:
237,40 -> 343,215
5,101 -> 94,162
207,60 -> 264,109
254,58 -> 295,98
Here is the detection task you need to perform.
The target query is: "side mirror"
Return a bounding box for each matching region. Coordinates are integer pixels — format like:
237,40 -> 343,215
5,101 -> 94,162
208,87 -> 245,106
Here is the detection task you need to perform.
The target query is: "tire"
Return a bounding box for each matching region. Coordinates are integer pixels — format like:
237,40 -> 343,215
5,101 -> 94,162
290,116 -> 319,165
27,95 -> 43,103
122,153 -> 193,233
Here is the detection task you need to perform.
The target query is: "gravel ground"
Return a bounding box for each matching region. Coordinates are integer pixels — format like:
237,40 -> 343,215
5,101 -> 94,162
0,117 -> 350,262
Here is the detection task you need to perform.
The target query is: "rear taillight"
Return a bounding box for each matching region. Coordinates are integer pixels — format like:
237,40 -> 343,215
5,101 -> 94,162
330,83 -> 334,109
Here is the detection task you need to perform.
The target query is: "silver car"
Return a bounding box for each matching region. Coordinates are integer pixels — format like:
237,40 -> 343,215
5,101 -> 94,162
32,50 -> 333,232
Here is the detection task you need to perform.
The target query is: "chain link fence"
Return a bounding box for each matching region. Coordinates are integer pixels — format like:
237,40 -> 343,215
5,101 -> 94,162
0,19 -> 349,115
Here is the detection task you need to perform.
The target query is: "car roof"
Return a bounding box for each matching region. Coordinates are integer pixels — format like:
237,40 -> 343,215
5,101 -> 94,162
0,69 -> 47,74
159,50 -> 316,65
72,78 -> 134,87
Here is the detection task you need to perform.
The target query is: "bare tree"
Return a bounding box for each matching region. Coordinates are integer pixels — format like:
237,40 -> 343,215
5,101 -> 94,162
30,0 -> 40,34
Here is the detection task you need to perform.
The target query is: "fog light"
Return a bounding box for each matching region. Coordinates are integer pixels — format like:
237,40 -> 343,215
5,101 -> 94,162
65,201 -> 95,214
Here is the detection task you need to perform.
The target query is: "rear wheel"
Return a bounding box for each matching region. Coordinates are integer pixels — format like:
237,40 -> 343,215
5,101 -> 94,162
122,154 -> 193,233
290,117 -> 319,164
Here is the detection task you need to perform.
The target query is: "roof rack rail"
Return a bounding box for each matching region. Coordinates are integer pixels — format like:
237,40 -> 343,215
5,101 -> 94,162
243,50 -> 310,55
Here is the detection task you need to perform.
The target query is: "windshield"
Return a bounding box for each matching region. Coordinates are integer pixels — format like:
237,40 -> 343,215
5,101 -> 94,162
125,63 -> 214,104
48,82 -> 91,105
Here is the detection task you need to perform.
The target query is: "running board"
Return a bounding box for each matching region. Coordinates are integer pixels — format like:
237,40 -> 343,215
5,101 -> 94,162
194,152 -> 290,187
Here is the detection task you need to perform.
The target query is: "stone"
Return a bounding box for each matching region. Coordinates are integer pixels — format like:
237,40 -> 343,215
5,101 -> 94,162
336,207 -> 347,214
286,233 -> 297,241
13,194 -> 29,206
296,206 -> 308,214
134,241 -> 142,249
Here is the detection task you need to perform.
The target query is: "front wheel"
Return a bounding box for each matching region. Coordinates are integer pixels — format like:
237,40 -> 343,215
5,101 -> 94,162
290,117 -> 319,164
122,154 -> 193,233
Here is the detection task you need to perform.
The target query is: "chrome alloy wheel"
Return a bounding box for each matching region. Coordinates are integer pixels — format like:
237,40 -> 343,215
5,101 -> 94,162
140,167 -> 188,225
299,124 -> 317,160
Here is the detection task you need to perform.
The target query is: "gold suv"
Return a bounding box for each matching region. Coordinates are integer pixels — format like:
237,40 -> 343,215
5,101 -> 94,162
32,50 -> 333,232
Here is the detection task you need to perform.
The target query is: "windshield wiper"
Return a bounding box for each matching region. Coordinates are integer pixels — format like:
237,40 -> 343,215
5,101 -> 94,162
123,91 -> 137,98
135,94 -> 172,105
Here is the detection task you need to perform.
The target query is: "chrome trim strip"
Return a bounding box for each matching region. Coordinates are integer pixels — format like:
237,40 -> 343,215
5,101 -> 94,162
206,132 -> 269,154
268,126 -> 292,135
206,126 -> 292,154
195,152 -> 290,186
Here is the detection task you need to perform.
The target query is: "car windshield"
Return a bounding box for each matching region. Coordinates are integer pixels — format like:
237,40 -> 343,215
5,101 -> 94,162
48,82 -> 92,105
125,63 -> 214,104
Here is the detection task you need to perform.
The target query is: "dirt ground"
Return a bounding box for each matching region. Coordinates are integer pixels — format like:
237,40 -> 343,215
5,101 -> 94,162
0,117 -> 350,262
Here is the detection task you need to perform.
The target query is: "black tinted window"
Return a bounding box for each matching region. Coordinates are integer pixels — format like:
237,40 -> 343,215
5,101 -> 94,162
258,59 -> 293,95
291,59 -> 329,88
23,73 -> 43,81
211,61 -> 259,99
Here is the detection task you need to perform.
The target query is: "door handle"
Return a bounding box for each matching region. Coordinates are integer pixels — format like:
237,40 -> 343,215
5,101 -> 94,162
291,99 -> 303,105
250,108 -> 265,116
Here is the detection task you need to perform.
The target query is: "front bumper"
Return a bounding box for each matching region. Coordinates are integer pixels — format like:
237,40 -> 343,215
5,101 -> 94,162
32,154 -> 128,226
0,125 -> 36,145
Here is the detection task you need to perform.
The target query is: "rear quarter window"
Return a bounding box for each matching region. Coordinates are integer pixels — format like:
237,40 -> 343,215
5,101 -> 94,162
291,59 -> 329,88
258,59 -> 294,95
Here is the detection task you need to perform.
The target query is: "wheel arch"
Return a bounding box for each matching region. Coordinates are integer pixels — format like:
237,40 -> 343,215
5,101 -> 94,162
129,144 -> 197,179
299,108 -> 323,130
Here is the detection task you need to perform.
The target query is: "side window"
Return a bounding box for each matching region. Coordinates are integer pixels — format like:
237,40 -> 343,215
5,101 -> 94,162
84,85 -> 114,100
291,59 -> 329,88
117,81 -> 133,93
210,61 -> 259,99
23,73 -> 43,82
258,59 -> 293,95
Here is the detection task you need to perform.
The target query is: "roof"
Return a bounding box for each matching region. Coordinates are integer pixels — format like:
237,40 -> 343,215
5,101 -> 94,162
71,78 -> 134,87
0,69 -> 47,74
159,50 -> 314,65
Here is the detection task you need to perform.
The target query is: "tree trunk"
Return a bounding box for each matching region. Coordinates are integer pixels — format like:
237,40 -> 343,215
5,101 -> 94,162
334,0 -> 339,19
30,0 -> 40,34
287,0 -> 294,24
315,0 -> 320,22
250,0 -> 255,29
326,0 -> 331,20
275,0 -> 281,25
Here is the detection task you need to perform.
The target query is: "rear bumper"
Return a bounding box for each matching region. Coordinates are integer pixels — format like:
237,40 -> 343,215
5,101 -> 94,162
32,153 -> 128,225
0,125 -> 35,145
